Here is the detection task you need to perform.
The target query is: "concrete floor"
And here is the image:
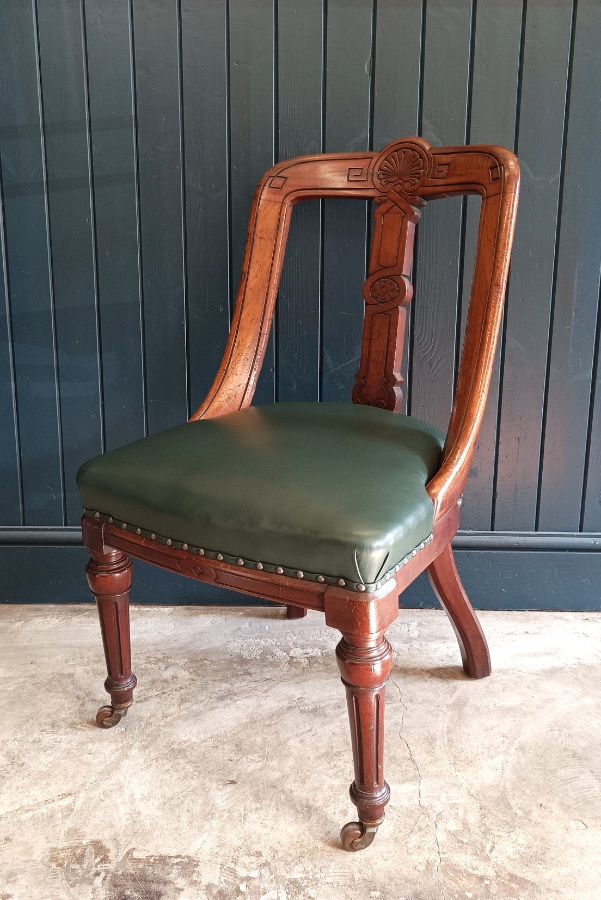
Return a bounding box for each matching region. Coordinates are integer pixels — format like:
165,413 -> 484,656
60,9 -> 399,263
0,606 -> 600,900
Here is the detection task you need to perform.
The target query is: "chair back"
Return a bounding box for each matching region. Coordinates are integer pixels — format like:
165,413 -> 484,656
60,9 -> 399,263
191,138 -> 520,517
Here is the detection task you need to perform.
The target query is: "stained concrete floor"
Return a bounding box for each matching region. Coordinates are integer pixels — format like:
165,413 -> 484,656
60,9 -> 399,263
0,606 -> 600,900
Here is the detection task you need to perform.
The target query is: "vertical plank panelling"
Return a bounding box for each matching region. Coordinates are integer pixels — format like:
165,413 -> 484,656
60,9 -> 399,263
583,311 -> 601,531
84,0 -> 145,452
494,0 -> 574,530
36,0 -> 103,523
229,0 -> 275,405
372,0 -> 422,144
538,0 -> 601,531
410,0 -> 472,431
131,0 -> 188,434
321,0 -> 373,402
181,0 -> 230,412
459,0 -> 522,530
581,35 -> 601,535
0,163 -> 23,524
276,0 -> 323,403
3,0 -> 601,608
0,3 -> 64,524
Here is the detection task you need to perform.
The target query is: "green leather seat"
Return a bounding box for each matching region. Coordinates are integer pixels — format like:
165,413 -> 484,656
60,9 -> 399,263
77,402 -> 444,591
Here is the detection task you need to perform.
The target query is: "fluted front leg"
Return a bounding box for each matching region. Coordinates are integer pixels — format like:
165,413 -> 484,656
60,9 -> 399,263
336,632 -> 392,850
86,548 -> 137,727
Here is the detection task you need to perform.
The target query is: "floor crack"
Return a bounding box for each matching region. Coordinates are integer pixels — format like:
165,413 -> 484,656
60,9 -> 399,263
391,674 -> 447,900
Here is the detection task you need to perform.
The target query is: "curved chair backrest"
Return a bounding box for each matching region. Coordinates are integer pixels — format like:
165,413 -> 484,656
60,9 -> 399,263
191,137 -> 520,520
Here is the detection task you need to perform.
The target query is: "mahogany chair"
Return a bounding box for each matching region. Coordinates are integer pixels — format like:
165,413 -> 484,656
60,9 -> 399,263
77,137 -> 519,851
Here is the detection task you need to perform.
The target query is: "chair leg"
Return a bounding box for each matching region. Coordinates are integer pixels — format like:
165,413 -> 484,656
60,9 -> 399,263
336,632 -> 392,851
286,604 -> 308,619
85,548 -> 137,727
427,543 -> 491,679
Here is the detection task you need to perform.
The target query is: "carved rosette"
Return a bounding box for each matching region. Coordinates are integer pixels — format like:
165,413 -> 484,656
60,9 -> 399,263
373,142 -> 429,196
363,274 -> 411,310
369,277 -> 400,304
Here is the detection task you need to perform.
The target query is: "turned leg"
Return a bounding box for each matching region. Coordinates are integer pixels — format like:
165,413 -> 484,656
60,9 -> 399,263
336,632 -> 392,851
86,548 -> 137,727
286,604 -> 308,619
427,543 -> 491,679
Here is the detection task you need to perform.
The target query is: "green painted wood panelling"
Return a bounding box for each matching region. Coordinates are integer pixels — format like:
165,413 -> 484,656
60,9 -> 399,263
1,0 -> 599,609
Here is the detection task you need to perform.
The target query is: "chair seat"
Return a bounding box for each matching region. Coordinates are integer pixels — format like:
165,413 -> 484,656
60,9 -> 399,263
77,402 -> 444,591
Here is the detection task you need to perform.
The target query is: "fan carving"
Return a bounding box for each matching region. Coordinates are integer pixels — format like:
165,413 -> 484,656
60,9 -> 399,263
377,148 -> 425,193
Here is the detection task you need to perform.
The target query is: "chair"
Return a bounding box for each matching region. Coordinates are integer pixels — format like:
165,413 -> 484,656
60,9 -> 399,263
77,137 -> 519,851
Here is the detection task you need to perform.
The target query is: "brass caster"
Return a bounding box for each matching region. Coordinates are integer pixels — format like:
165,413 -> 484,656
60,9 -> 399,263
96,704 -> 130,728
340,819 -> 381,851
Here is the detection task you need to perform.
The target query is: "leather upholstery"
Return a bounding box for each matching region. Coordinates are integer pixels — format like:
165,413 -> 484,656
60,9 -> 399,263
77,403 -> 444,591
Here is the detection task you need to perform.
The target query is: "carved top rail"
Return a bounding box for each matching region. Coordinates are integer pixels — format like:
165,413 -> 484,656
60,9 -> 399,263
190,137 -> 520,521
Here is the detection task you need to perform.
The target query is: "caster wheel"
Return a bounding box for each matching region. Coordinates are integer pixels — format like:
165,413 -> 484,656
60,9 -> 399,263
96,704 -> 129,728
340,820 -> 379,851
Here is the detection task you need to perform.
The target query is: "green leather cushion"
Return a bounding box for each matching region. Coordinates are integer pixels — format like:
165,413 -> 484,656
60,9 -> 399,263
77,402 -> 444,590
